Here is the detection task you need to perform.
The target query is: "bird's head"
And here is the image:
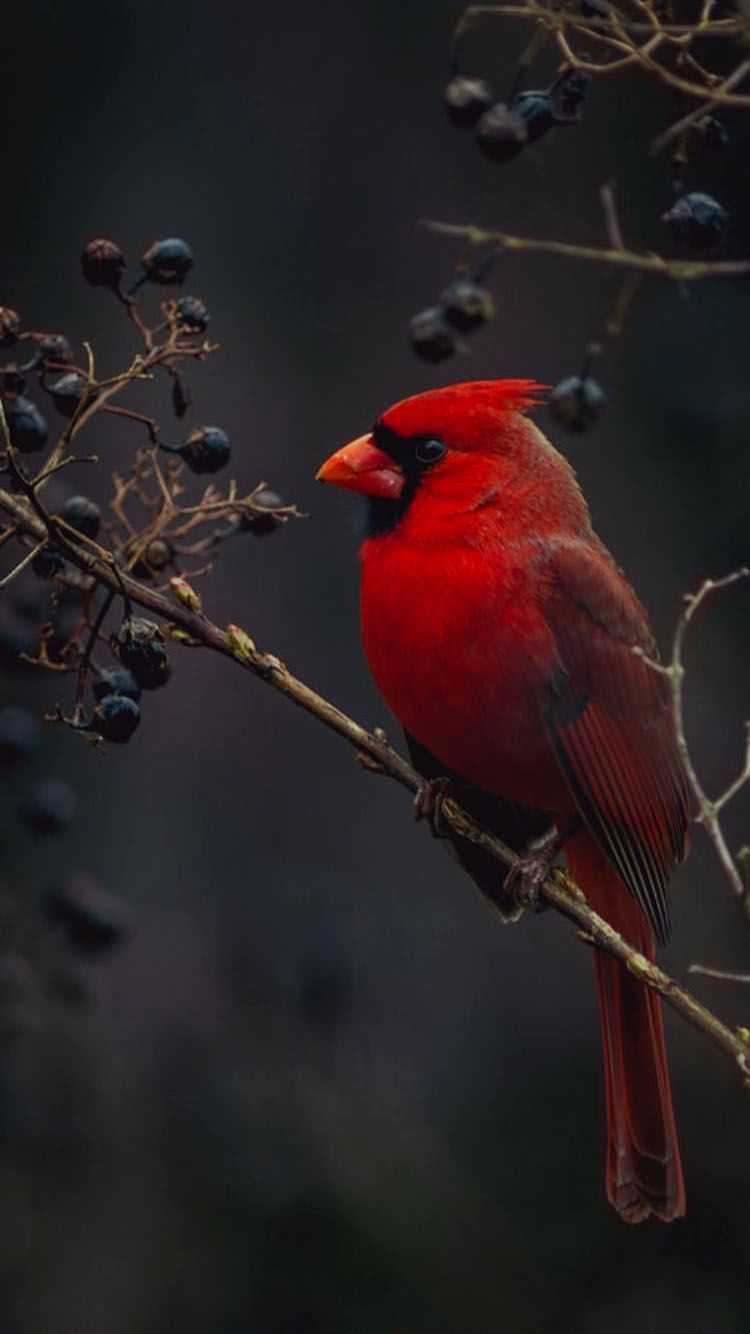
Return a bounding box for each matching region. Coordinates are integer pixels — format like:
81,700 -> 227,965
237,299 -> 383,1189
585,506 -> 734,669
317,380 -> 584,540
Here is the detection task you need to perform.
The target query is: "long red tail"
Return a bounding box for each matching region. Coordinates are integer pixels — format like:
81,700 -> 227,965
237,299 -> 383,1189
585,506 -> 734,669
566,831 -> 685,1223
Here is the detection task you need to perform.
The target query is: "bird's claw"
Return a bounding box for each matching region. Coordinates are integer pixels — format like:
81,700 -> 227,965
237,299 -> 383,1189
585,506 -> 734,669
413,777 -> 452,838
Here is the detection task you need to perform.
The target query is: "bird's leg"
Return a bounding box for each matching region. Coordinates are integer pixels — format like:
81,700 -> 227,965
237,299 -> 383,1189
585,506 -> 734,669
504,815 -> 582,912
413,777 -> 452,838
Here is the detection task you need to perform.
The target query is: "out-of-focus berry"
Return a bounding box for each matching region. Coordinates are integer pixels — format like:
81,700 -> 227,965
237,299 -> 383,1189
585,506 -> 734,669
32,544 -> 65,578
2,396 -> 48,452
114,617 -> 171,689
42,874 -> 129,954
0,364 -> 26,395
549,375 -> 606,432
48,371 -> 87,418
0,707 -> 40,769
475,102 -> 528,162
440,279 -> 494,332
443,75 -> 493,128
21,779 -> 78,834
92,668 -> 141,704
409,307 -> 456,363
37,333 -> 75,366
700,115 -> 729,150
81,238 -> 126,289
60,495 -> 101,540
512,90 -> 555,143
0,308 -> 21,349
175,295 -> 209,332
141,238 -> 194,285
179,425 -> 231,474
93,694 -> 141,743
663,191 -> 728,251
551,69 -> 591,122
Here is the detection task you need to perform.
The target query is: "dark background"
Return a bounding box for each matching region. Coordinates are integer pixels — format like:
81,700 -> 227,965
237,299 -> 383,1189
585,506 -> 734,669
0,2 -> 749,1331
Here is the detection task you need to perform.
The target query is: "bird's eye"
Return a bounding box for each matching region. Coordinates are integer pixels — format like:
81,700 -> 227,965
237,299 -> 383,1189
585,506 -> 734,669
414,437 -> 446,465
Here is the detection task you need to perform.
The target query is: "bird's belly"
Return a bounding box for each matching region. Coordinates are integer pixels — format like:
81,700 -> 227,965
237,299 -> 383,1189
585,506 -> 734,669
361,556 -> 571,813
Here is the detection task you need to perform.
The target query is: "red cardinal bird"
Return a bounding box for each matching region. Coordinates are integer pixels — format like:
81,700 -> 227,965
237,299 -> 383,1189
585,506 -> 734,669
317,380 -> 689,1223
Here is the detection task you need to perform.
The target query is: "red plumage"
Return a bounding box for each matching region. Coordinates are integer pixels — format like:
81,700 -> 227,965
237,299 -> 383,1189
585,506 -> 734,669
317,380 -> 689,1222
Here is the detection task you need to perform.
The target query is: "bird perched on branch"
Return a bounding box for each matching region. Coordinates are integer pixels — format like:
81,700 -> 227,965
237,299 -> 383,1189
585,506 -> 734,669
317,379 -> 689,1223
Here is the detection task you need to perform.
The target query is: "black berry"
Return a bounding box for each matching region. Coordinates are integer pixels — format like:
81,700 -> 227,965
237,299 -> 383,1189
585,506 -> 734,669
2,396 -> 48,452
37,334 -> 75,366
114,617 -> 171,689
32,544 -> 65,578
92,668 -> 141,704
179,425 -> 231,475
512,90 -> 555,143
475,102 -> 528,162
440,279 -> 494,332
81,238 -> 126,290
443,76 -> 493,128
21,780 -> 78,835
0,707 -> 40,769
409,307 -> 456,363
243,488 -> 286,536
0,308 -> 21,349
141,238 -> 194,286
42,874 -> 129,954
60,495 -> 101,540
663,191 -> 728,251
93,694 -> 141,743
48,371 -> 87,418
549,375 -> 606,432
175,295 -> 209,332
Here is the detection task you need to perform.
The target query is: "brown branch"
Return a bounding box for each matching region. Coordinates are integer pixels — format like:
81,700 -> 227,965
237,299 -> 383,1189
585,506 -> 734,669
421,220 -> 750,282
1,480 -> 748,1082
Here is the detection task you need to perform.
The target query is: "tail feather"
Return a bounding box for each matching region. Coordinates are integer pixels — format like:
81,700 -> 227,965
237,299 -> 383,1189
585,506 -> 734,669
567,831 -> 685,1223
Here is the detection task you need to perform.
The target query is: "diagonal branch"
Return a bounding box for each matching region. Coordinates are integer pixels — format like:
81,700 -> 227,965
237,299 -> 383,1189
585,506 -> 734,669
0,480 -> 748,1082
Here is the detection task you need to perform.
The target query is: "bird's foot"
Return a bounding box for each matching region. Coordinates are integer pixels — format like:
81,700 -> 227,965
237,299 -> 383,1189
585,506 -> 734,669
504,817 -> 581,913
413,777 -> 452,838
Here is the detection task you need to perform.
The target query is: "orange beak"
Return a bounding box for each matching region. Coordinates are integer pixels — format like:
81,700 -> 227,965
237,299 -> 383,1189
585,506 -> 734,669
316,433 -> 404,500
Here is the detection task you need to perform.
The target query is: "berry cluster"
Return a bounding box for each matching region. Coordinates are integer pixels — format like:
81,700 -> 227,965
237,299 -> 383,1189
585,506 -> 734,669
417,5 -> 738,433
0,234 -> 301,749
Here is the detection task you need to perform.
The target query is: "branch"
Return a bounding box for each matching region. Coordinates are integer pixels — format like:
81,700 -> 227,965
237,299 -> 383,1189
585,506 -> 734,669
1,481 -> 749,1082
421,220 -> 750,282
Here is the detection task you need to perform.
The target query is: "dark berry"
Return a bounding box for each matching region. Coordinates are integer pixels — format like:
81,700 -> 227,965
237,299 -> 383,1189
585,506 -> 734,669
60,495 -> 101,540
114,617 -> 171,689
175,295 -> 209,332
37,334 -> 75,366
48,371 -> 87,418
700,115 -> 729,151
440,279 -> 494,332
0,707 -> 40,769
512,90 -> 555,143
0,308 -> 21,349
409,307 -> 456,363
42,874 -> 129,954
93,694 -> 141,743
551,69 -> 591,122
243,488 -> 286,535
549,375 -> 606,432
0,364 -> 26,395
92,668 -> 141,704
179,425 -> 231,475
141,238 -> 194,286
21,780 -> 78,835
663,191 -> 728,251
81,238 -> 126,289
131,536 -> 174,577
2,396 -> 48,452
443,75 -> 493,128
32,544 -> 65,578
475,102 -> 528,162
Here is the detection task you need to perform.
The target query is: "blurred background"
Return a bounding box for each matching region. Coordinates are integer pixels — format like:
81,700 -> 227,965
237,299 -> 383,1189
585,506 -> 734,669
0,1 -> 748,1331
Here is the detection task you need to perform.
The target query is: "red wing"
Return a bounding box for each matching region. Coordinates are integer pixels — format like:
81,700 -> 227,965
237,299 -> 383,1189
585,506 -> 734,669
538,539 -> 690,944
